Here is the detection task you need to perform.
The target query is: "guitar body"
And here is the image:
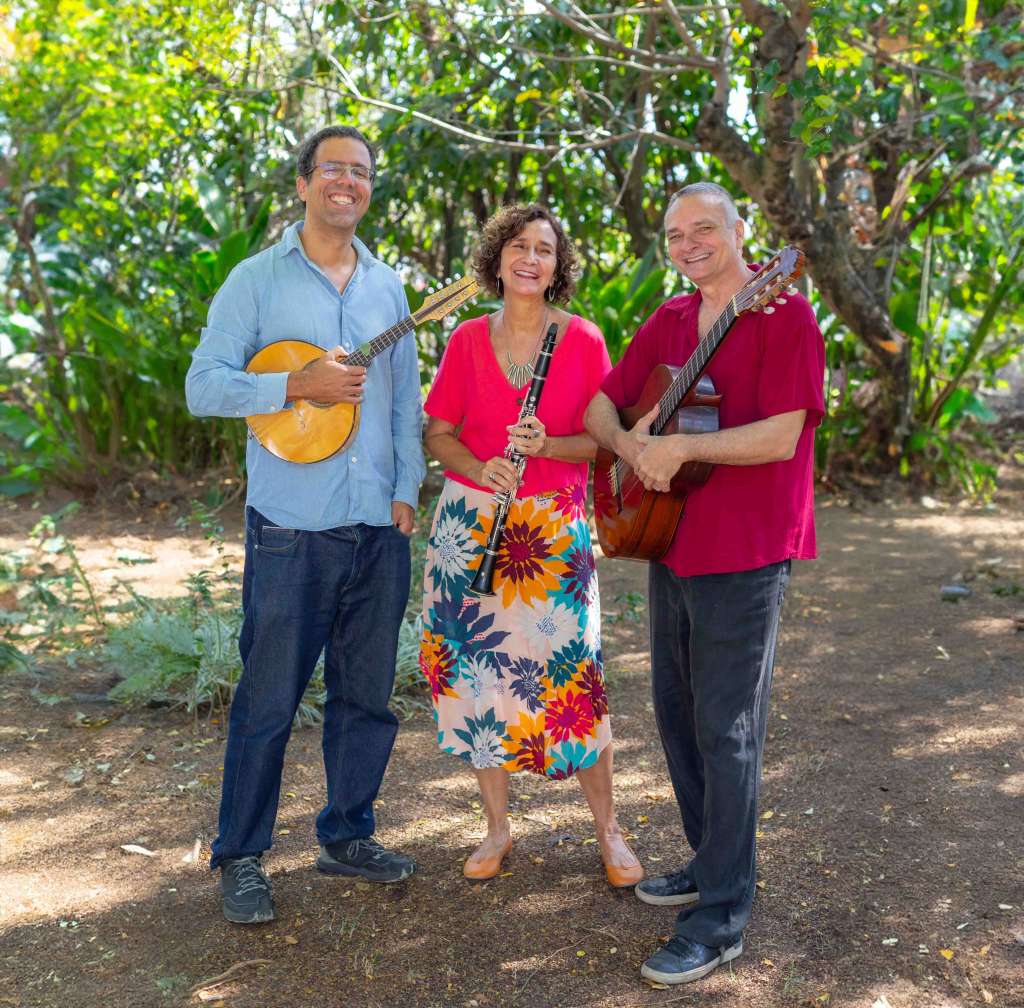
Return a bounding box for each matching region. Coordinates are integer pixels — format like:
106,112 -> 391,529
245,340 -> 358,464
594,366 -> 721,561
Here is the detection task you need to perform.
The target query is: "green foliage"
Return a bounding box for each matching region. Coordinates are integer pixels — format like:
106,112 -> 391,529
0,503 -> 106,671
570,249 -> 670,363
2,0 -> 1021,493
102,571 -> 426,724
0,0 -> 286,485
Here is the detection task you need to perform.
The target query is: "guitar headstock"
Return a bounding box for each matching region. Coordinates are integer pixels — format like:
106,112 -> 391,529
735,246 -> 805,316
413,275 -> 481,324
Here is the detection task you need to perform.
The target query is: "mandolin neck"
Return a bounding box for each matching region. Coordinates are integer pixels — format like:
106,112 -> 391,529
651,301 -> 738,436
344,315 -> 416,368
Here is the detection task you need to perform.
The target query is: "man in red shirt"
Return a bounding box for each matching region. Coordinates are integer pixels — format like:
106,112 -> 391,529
585,182 -> 825,985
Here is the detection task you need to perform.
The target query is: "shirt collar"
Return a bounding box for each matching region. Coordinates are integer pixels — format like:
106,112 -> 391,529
276,220 -> 378,271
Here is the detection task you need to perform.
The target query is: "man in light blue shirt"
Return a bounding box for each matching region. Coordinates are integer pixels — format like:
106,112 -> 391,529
185,125 -> 425,925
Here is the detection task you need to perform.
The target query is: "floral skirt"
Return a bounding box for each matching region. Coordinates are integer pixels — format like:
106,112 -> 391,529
419,479 -> 610,779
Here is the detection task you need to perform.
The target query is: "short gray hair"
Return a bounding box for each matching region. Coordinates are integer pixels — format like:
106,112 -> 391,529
666,182 -> 740,226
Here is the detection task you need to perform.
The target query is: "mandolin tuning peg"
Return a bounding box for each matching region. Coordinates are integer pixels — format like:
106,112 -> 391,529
763,306 -> 775,314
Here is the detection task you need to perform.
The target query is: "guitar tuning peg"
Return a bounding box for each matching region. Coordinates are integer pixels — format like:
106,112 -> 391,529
445,276 -> 452,284
787,286 -> 798,295
775,297 -> 787,305
763,306 -> 775,314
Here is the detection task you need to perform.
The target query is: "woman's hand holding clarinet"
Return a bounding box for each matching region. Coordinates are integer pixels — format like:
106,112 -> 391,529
476,456 -> 520,496
506,415 -> 546,457
477,417 -> 547,495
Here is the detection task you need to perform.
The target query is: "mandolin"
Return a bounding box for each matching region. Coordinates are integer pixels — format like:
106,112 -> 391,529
593,247 -> 805,561
245,275 -> 479,464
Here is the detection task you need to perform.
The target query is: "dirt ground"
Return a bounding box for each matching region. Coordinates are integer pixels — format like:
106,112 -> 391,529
0,480 -> 1022,1008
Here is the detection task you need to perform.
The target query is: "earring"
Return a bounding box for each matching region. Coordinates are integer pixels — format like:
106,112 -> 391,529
496,276 -> 504,297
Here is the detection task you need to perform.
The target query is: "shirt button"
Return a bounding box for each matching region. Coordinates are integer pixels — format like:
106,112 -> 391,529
351,456 -> 358,464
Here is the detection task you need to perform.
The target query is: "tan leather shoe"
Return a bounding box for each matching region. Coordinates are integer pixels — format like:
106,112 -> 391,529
604,858 -> 645,888
463,838 -> 513,880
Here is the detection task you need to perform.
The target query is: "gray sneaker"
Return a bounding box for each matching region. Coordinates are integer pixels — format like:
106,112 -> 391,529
635,867 -> 700,906
220,856 -> 275,924
316,837 -> 416,883
640,935 -> 743,984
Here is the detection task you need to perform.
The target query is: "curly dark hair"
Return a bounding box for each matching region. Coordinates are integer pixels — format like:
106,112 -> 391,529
471,204 -> 580,304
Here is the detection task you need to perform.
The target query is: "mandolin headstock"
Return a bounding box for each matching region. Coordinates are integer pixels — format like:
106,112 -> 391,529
413,275 -> 481,324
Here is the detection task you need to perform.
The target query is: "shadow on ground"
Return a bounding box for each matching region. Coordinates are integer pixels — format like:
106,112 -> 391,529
1,494 -> 1022,1007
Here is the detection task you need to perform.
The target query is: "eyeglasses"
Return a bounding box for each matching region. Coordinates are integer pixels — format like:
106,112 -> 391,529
306,161 -> 375,183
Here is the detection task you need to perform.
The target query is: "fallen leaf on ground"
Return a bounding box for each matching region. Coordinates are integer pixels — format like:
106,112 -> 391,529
120,844 -> 155,857
939,948 -> 954,959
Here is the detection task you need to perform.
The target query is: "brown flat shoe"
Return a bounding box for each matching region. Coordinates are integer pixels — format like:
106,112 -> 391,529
463,838 -> 512,880
604,858 -> 645,888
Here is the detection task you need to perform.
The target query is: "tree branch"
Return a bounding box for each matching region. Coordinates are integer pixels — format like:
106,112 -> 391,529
537,0 -> 720,69
321,52 -> 697,158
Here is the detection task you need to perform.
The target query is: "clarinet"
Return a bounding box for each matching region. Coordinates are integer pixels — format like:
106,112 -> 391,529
468,322 -> 559,597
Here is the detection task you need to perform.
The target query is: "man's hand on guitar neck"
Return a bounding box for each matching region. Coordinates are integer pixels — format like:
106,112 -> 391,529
614,405 -> 680,493
611,405 -> 663,476
285,346 -> 367,404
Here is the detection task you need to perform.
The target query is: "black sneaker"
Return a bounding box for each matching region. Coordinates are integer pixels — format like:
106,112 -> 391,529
635,868 -> 700,906
220,856 -> 275,924
316,837 -> 416,883
640,935 -> 743,985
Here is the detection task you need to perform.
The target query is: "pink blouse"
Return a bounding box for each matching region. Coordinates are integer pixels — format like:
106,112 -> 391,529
424,314 -> 612,497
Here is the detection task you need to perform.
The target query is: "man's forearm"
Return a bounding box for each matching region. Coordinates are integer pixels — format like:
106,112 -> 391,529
675,411 -> 806,466
584,392 -> 626,452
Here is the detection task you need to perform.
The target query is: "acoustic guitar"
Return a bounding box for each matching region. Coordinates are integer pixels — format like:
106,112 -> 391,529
245,275 -> 479,463
593,247 -> 805,561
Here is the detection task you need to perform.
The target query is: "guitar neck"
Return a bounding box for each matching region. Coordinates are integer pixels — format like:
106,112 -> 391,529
652,302 -> 738,435
344,316 -> 416,368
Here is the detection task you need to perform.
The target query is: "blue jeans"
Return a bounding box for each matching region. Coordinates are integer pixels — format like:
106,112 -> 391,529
210,508 -> 411,869
648,560 -> 790,948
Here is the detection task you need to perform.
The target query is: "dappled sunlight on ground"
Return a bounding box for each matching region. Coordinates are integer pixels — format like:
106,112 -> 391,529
1,492 -> 1022,1006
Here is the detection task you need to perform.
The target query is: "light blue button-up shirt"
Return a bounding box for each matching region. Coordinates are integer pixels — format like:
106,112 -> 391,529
185,221 -> 425,530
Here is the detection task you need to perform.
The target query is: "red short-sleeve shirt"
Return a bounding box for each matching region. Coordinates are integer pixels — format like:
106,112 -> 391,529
425,314 -> 612,497
600,284 -> 826,577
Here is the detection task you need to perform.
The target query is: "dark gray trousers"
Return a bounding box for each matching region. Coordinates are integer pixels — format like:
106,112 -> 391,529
648,559 -> 790,948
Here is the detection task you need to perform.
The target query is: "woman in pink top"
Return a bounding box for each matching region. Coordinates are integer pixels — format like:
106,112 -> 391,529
419,204 -> 643,889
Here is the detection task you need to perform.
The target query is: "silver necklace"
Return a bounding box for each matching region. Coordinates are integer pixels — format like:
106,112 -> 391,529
503,309 -> 549,386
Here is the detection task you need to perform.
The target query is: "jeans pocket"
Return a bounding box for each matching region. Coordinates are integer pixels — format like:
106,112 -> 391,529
258,525 -> 301,555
